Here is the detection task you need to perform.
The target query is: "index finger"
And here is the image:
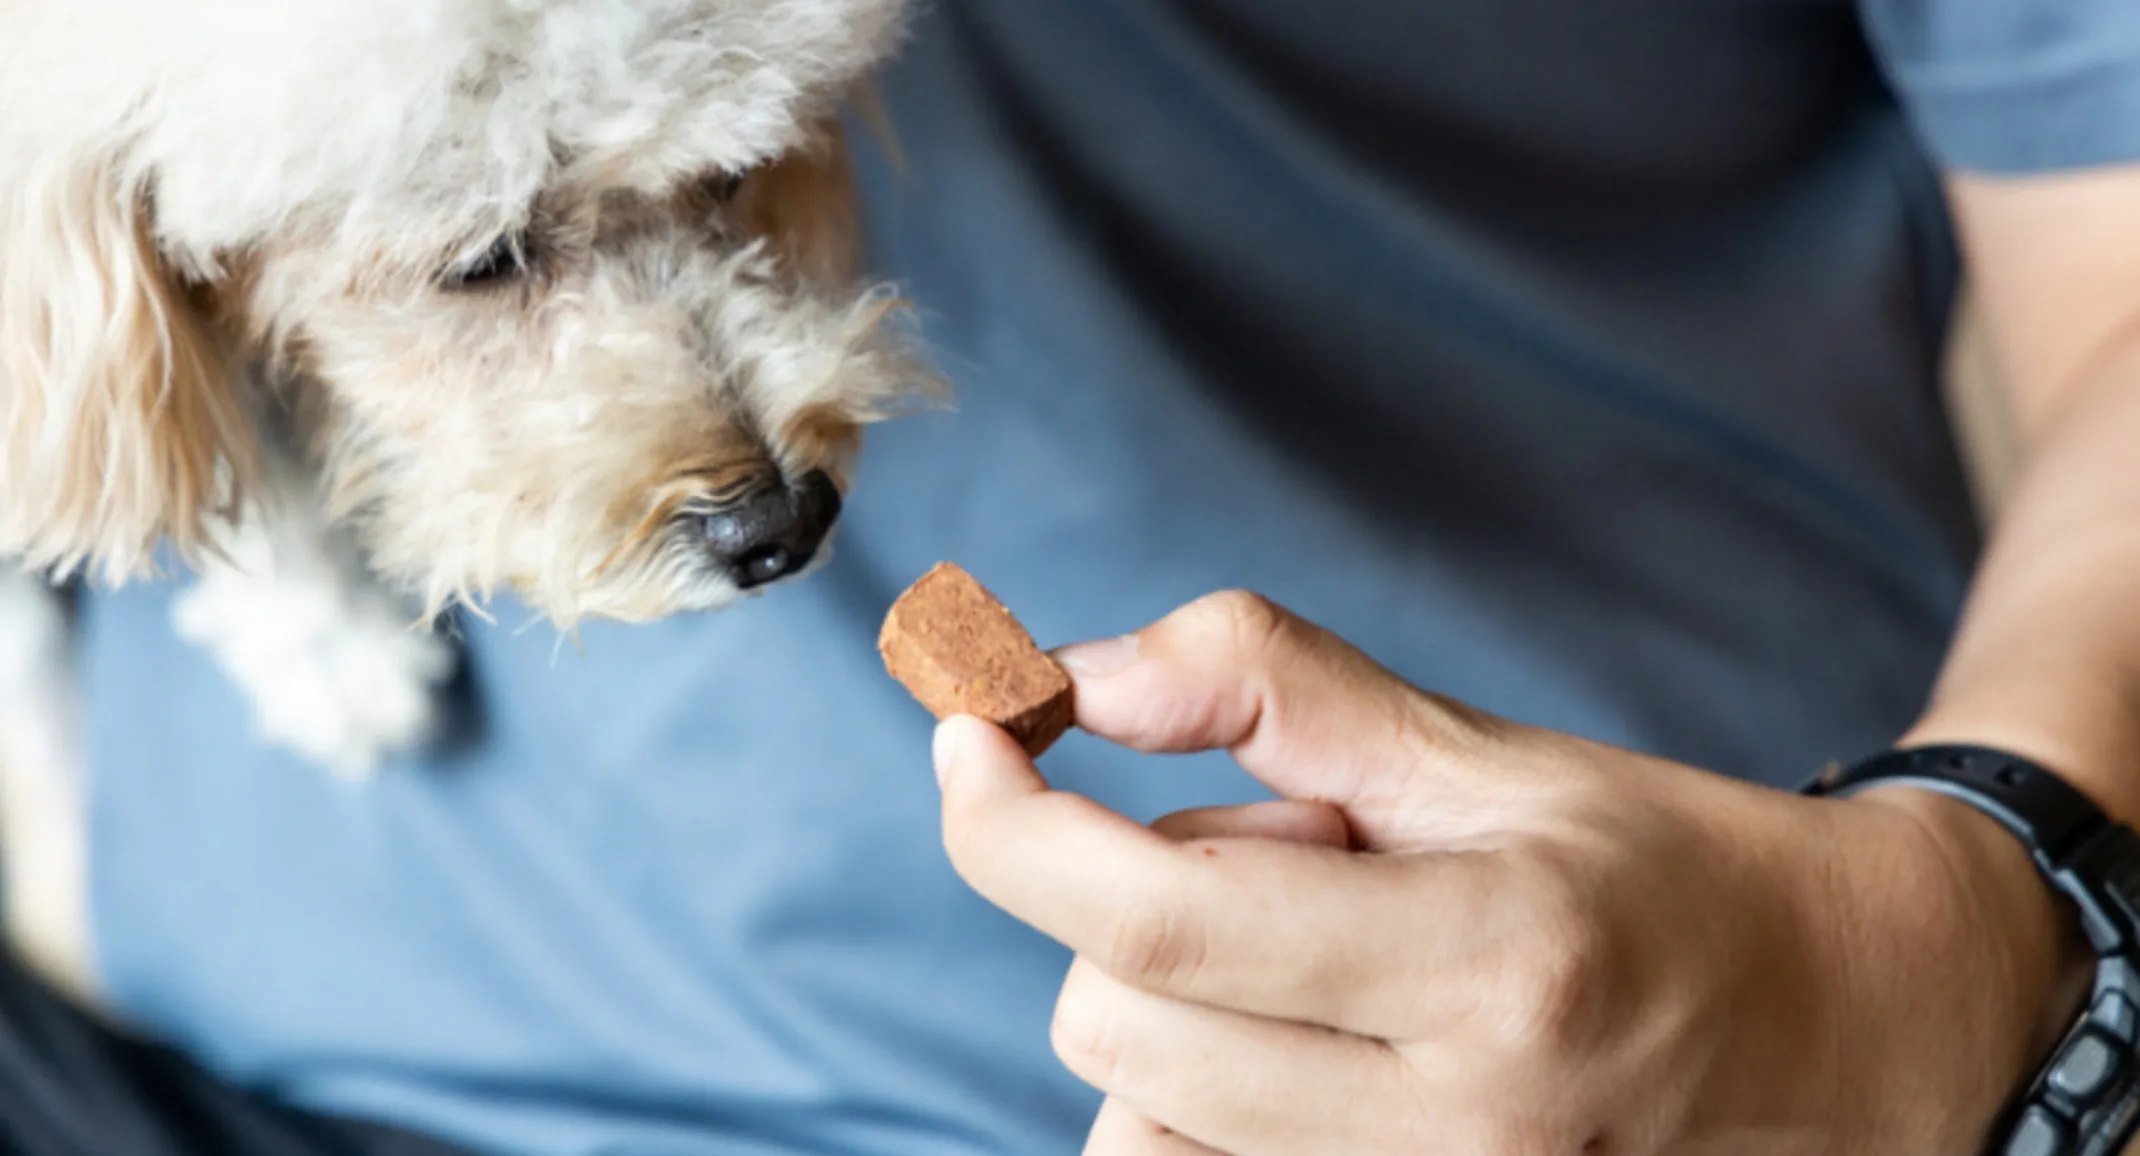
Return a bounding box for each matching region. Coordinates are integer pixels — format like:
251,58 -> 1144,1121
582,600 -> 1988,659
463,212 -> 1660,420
934,715 -> 1506,1036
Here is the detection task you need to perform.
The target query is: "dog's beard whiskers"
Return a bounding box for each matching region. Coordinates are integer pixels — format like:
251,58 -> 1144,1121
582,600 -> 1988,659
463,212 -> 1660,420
568,529 -> 731,624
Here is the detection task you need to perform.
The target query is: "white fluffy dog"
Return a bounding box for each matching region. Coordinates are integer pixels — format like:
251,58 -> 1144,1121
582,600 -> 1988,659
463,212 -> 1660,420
0,0 -> 923,989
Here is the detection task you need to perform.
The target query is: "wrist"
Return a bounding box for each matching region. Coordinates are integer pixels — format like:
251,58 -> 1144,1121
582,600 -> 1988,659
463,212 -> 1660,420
1863,784 -> 2093,1032
1686,769 -> 2085,1148
1905,696 -> 2140,831
1848,784 -> 2094,1143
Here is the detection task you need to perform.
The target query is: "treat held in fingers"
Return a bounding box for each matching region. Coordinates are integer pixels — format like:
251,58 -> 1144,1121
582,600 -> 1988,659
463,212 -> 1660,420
879,563 -> 1075,757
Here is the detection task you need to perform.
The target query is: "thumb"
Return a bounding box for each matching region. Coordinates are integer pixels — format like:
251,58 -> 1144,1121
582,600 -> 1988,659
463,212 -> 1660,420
1054,591 -> 1513,811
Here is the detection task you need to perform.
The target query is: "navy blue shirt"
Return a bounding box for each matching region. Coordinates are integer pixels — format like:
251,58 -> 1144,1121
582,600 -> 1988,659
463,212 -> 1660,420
74,2 -> 2140,1153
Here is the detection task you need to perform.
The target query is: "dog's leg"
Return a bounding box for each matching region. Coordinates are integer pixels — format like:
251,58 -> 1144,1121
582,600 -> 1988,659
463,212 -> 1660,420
0,568 -> 94,1001
172,488 -> 458,781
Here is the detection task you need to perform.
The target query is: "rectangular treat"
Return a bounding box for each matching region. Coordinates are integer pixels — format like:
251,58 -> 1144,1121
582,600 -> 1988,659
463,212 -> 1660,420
879,562 -> 1074,757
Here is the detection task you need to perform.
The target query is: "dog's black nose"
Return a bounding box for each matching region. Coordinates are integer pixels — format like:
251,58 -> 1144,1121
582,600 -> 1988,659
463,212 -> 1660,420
702,470 -> 842,590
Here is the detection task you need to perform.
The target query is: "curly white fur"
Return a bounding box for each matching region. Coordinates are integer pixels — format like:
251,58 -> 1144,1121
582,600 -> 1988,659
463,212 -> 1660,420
2,0 -> 906,270
172,494 -> 460,781
1,0 -> 922,615
0,0 -> 925,990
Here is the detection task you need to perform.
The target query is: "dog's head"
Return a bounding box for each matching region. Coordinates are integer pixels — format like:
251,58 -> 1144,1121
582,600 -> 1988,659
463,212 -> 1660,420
0,0 -> 925,622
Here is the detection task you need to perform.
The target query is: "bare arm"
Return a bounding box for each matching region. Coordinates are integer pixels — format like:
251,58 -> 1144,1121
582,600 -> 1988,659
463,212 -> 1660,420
1907,167 -> 2140,824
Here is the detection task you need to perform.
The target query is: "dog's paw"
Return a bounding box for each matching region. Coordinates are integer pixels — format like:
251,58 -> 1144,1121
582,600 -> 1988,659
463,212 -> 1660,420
173,555 -> 457,781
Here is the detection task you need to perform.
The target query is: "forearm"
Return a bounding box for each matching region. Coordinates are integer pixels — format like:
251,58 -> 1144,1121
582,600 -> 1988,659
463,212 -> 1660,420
1904,336 -> 2140,824
1851,338 -> 2140,1084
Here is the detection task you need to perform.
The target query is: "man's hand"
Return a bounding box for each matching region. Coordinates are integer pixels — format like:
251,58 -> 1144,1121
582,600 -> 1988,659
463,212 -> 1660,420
935,591 -> 2085,1154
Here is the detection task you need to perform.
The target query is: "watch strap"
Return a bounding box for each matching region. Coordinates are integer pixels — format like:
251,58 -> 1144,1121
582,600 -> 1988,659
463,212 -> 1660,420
1807,746 -> 2140,955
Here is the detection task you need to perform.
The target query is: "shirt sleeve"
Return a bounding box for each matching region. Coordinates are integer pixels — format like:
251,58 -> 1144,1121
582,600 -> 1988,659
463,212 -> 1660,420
1859,0 -> 2140,174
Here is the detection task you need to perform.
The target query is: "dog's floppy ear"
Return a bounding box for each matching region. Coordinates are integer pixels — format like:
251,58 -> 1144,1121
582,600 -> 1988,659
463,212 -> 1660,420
0,151 -> 254,582
740,118 -> 864,287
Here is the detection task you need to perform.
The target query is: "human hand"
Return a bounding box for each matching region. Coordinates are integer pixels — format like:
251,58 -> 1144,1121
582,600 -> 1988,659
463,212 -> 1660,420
933,591 -> 2088,1154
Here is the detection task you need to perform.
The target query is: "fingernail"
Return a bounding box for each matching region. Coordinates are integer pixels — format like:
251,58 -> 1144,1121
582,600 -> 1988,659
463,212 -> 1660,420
1054,634 -> 1141,677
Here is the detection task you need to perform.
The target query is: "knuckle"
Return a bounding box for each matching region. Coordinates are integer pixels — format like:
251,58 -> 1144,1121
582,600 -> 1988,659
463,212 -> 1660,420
1100,897 -> 1208,992
1490,858 -> 1612,1055
1192,591 -> 1513,764
1184,589 -> 1293,656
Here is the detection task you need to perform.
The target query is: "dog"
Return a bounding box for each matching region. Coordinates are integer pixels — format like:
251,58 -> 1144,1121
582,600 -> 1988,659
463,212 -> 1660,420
0,0 -> 926,993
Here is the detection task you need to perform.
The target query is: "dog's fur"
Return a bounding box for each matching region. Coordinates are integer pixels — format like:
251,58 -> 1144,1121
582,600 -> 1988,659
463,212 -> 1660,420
0,0 -> 923,992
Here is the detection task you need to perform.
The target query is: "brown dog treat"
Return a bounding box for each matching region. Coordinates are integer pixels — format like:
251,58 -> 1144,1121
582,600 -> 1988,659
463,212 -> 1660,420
879,563 -> 1074,757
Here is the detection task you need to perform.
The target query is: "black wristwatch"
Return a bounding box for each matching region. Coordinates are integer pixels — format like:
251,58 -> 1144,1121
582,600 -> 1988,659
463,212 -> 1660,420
1804,746 -> 2140,1156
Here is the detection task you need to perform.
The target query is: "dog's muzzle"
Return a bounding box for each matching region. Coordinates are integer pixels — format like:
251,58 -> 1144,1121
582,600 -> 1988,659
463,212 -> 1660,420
701,470 -> 842,589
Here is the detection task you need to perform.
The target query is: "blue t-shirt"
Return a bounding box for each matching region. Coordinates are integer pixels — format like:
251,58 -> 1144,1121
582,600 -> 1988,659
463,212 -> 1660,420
71,2 -> 2140,1154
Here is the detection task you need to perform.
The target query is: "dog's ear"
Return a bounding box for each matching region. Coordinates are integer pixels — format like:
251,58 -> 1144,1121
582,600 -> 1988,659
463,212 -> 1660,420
0,152 -> 254,582
739,119 -> 863,287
